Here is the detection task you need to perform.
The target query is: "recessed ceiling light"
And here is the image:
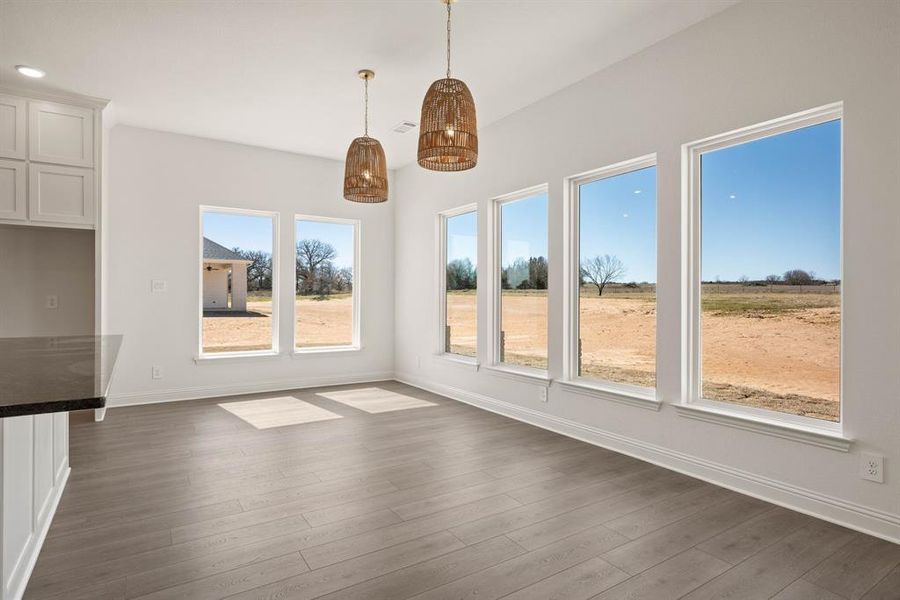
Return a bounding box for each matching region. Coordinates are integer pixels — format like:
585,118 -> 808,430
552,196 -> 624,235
15,65 -> 45,78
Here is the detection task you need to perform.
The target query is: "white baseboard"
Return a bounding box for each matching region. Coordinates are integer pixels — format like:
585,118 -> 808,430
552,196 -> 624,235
8,467 -> 69,600
397,372 -> 900,545
106,371 -> 395,408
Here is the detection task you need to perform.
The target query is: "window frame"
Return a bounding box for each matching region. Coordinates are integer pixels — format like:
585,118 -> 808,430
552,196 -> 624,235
197,205 -> 280,359
292,214 -> 361,354
486,183 -> 551,379
436,203 -> 479,362
683,102 -> 844,434
562,154 -> 659,405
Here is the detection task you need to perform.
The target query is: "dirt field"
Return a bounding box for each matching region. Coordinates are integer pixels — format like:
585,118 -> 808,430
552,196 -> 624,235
446,286 -> 840,422
202,295 -> 353,353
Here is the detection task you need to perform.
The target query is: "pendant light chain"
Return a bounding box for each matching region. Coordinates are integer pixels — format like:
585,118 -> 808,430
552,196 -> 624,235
446,1 -> 452,79
364,76 -> 369,136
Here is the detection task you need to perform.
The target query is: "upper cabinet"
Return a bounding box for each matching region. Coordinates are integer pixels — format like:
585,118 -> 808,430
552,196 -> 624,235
0,95 -> 27,160
0,90 -> 104,229
29,101 -> 94,168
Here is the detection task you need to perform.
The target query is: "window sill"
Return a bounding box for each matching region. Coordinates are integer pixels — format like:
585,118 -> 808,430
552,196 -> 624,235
292,346 -> 361,356
674,402 -> 851,452
434,353 -> 479,371
194,351 -> 281,365
557,379 -> 661,411
483,364 -> 552,387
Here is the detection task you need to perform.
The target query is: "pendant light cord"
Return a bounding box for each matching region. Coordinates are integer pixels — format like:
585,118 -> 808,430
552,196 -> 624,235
364,76 -> 369,136
446,1 -> 452,79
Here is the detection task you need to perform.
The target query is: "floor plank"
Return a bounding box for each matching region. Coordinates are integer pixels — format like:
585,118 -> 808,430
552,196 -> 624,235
22,381 -> 897,600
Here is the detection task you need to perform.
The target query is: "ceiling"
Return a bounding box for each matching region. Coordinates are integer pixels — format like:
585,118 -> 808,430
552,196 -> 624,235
0,0 -> 736,168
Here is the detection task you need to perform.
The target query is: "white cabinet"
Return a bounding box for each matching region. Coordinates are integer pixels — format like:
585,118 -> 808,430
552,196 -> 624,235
0,95 -> 26,160
28,101 -> 94,168
0,159 -> 26,221
0,91 -> 103,229
28,164 -> 94,226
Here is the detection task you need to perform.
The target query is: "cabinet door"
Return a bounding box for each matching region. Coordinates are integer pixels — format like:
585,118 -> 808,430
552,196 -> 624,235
29,101 -> 94,167
0,95 -> 27,159
28,163 -> 95,226
0,158 -> 26,220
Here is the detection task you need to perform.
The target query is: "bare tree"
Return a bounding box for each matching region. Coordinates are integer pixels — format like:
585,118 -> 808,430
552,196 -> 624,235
580,255 -> 626,296
783,269 -> 814,285
296,239 -> 336,294
765,274 -> 782,284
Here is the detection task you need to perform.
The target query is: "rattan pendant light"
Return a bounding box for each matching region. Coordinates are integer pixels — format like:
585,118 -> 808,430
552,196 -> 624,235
344,69 -> 388,203
417,0 -> 478,172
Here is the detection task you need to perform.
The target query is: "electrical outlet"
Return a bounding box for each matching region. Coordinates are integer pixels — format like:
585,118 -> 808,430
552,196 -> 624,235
539,387 -> 548,402
860,452 -> 884,483
151,365 -> 163,380
45,294 -> 58,309
151,280 -> 167,293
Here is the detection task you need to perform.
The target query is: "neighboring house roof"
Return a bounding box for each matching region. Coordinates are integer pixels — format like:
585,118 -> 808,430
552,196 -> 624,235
203,237 -> 249,262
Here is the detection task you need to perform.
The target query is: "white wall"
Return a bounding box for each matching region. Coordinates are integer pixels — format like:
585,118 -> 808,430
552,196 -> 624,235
0,226 -> 95,337
394,0 -> 900,541
105,125 -> 394,405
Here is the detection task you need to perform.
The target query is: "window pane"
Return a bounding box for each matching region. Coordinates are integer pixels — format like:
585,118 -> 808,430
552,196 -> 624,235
295,219 -> 355,348
445,211 -> 477,357
700,119 -> 841,421
499,192 -> 548,369
202,211 -> 275,353
578,165 -> 656,387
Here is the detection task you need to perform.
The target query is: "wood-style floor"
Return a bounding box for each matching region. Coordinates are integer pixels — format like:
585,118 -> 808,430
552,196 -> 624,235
25,381 -> 900,600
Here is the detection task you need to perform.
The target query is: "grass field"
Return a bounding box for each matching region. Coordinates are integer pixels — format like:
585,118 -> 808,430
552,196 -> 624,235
204,285 -> 840,422
202,293 -> 353,353
446,285 -> 840,422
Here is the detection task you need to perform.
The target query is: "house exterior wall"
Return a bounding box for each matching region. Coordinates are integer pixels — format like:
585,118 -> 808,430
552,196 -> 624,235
231,263 -> 247,311
202,266 -> 228,310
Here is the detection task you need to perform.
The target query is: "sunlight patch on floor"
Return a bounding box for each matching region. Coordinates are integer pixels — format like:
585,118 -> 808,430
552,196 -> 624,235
317,387 -> 438,413
218,396 -> 343,429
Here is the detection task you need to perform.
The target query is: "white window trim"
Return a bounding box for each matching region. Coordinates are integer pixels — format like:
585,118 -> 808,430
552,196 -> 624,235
682,102 -> 847,441
486,183 -> 551,380
561,154 -> 658,407
293,214 -> 361,353
198,205 -> 280,359
436,203 -> 479,361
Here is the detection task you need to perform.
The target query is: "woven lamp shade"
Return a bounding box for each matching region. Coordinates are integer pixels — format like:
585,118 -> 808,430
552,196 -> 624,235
417,77 -> 478,172
344,136 -> 388,203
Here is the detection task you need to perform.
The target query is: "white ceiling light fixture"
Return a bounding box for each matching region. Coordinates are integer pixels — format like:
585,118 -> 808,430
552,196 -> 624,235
15,64 -> 46,78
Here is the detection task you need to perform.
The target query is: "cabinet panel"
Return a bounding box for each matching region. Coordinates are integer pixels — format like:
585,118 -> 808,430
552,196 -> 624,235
29,101 -> 94,167
0,159 -> 26,221
28,164 -> 95,226
0,95 -> 26,160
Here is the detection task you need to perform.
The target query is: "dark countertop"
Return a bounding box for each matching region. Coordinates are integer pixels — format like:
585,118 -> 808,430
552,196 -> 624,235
0,335 -> 123,418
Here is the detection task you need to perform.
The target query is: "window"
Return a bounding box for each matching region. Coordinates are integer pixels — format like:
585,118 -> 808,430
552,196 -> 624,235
493,186 -> 549,371
200,207 -> 278,355
295,216 -> 359,350
570,157 -> 657,390
687,105 -> 842,424
439,206 -> 478,358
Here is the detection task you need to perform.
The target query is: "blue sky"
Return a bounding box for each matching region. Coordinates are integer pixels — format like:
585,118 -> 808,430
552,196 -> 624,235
206,118 -> 840,284
502,193 -> 548,266
203,211 -> 273,253
580,166 -> 657,283
296,220 -> 354,269
701,119 -> 841,281
447,210 -> 477,266
203,213 -> 354,268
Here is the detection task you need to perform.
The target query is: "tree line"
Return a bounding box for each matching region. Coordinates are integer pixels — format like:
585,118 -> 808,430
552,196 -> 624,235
229,239 -> 352,296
